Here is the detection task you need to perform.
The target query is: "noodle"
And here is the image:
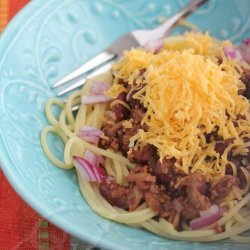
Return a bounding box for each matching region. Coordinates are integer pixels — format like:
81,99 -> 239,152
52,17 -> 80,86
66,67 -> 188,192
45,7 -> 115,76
41,33 -> 250,243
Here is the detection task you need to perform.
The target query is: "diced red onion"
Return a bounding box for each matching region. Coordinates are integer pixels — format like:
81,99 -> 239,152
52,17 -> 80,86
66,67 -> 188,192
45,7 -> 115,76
190,213 -> 220,230
243,37 -> 250,45
190,205 -> 227,230
82,95 -> 113,105
78,126 -> 102,144
200,204 -> 218,217
97,155 -> 104,164
223,46 -> 242,61
144,38 -> 164,53
79,126 -> 102,137
238,39 -> 250,64
73,156 -> 106,183
79,135 -> 99,144
84,150 -> 104,167
90,81 -> 111,95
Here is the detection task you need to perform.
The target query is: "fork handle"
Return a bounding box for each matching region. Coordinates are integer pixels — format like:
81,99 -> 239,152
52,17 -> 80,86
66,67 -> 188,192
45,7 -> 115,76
153,0 -> 208,38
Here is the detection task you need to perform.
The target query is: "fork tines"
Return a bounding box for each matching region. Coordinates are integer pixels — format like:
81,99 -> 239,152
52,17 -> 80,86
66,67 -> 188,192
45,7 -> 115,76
53,51 -> 116,96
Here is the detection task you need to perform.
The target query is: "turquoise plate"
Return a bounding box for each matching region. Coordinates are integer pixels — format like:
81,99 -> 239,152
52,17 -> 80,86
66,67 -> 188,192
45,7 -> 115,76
0,0 -> 249,249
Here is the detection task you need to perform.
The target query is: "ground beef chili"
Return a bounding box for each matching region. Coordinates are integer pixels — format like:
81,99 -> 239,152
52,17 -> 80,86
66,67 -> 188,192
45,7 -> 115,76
240,68 -> 250,99
111,91 -> 130,121
98,76 -> 243,230
210,175 -> 239,202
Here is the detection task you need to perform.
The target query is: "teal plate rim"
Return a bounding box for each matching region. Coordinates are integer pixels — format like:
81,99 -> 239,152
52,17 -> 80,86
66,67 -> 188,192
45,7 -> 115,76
0,0 -> 249,249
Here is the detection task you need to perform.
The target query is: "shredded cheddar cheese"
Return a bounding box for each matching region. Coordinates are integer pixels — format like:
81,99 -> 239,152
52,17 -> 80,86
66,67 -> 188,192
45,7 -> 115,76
123,120 -> 133,129
110,99 -> 130,111
107,32 -> 250,181
104,83 -> 126,99
163,32 -> 214,56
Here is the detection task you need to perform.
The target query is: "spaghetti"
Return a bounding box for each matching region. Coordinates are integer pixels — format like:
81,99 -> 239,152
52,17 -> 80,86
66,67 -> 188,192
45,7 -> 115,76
41,32 -> 250,242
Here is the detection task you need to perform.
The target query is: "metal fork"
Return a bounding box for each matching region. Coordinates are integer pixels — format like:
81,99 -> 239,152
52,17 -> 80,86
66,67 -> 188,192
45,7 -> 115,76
53,0 -> 208,97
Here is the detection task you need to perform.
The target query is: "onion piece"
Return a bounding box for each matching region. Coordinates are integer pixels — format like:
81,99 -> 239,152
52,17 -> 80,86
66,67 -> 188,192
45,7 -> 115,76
73,156 -> 106,183
84,150 -> 104,167
238,38 -> 250,64
78,135 -> 99,144
90,81 -> 111,95
79,126 -> 102,137
243,37 -> 250,45
82,81 -> 112,105
223,46 -> 242,61
200,204 -> 218,217
190,205 -> 227,230
82,95 -> 112,105
144,38 -> 164,53
78,126 -> 102,144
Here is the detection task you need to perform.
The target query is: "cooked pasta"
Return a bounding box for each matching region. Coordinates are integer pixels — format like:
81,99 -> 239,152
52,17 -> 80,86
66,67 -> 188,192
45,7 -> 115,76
41,32 -> 250,242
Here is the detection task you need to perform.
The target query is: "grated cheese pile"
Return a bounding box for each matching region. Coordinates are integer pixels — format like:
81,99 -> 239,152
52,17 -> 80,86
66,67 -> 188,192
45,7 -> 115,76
108,32 -> 250,180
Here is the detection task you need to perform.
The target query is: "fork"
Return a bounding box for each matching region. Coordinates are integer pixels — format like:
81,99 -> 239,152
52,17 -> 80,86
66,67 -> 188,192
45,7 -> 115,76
53,0 -> 208,97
